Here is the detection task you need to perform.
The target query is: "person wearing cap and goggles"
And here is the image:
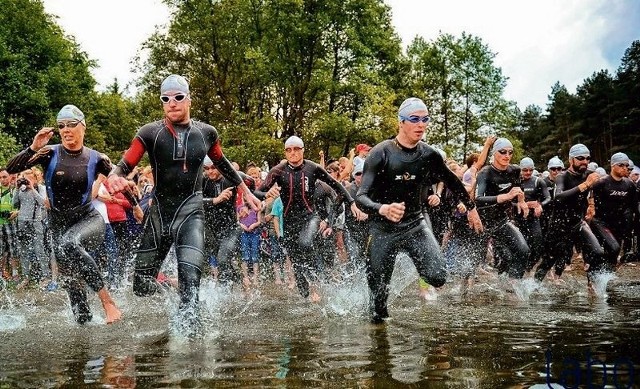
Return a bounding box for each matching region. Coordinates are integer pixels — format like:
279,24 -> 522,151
355,97 -> 482,324
515,157 -> 551,274
474,138 -> 531,283
106,74 -> 261,333
257,135 -> 366,302
6,104 -> 122,325
534,144 -> 604,288
590,152 -> 640,267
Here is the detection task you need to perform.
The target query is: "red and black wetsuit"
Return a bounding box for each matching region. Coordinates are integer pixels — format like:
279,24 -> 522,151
111,119 -> 242,311
356,139 -> 475,323
257,159 -> 354,298
475,164 -> 531,279
7,145 -> 111,323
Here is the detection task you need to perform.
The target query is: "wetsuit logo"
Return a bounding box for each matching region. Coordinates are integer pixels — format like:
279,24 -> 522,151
498,183 -> 512,191
395,172 -> 416,181
609,190 -> 628,197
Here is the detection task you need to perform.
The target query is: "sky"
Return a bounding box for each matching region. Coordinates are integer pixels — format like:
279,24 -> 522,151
43,0 -> 640,110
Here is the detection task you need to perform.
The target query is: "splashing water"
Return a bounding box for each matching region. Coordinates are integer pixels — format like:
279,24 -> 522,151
0,314 -> 25,331
590,271 -> 617,298
322,265 -> 368,317
512,278 -> 542,301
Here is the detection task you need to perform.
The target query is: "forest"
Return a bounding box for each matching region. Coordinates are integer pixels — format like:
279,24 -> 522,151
1,0 -> 638,171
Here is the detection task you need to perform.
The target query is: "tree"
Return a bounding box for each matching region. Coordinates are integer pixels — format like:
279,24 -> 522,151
0,0 -> 97,147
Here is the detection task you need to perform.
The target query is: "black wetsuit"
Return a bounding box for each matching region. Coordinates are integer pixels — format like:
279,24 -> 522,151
590,176 -> 639,269
515,176 -> 551,271
111,119 -> 242,314
535,170 -> 604,281
202,172 -> 255,282
475,164 -> 530,279
257,159 -> 354,298
7,145 -> 112,323
356,139 -> 475,322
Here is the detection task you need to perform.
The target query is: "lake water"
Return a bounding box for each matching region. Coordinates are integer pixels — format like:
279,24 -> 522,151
1,256 -> 639,388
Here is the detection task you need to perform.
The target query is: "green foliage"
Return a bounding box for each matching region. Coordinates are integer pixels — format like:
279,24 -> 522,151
0,0 -> 97,147
0,130 -> 21,167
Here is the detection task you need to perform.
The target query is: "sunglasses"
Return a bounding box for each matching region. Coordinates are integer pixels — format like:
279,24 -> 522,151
497,149 -> 514,156
160,94 -> 188,104
354,172 -> 363,176
574,155 -> 591,161
203,166 -> 213,170
400,115 -> 431,123
57,121 -> 82,130
549,167 -> 563,172
615,163 -> 630,168
521,168 -> 533,173
285,147 -> 303,153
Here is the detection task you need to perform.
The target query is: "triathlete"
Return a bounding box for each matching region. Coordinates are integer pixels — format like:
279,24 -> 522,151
356,97 -> 482,324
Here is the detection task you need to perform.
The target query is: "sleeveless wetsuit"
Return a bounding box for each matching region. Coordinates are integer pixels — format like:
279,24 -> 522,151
356,139 -> 475,322
7,145 -> 111,323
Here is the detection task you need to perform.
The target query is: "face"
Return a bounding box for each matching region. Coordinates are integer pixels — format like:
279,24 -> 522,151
0,170 -> 10,187
285,146 -> 304,166
521,167 -> 533,180
203,165 -> 221,180
161,91 -> 191,124
247,167 -> 262,187
548,166 -> 563,180
57,120 -> 85,151
493,148 -> 514,169
398,109 -> 429,146
570,155 -> 590,173
630,170 -> 640,182
446,161 -> 463,179
611,162 -> 630,179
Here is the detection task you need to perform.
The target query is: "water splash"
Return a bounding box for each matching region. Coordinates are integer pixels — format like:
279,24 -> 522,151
322,265 -> 368,317
590,271 -> 617,298
0,314 -> 25,331
512,278 -> 541,301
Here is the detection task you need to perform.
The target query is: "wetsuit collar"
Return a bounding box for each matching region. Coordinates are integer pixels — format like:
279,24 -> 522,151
393,137 -> 418,151
287,160 -> 304,170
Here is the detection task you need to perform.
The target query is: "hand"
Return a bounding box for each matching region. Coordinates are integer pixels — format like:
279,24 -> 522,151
243,190 -> 262,212
508,187 -> 524,200
380,202 -> 405,223
216,187 -> 233,203
427,194 -> 441,207
533,204 -> 543,218
350,202 -> 367,221
106,175 -> 133,194
30,127 -> 56,152
584,172 -> 600,187
585,203 -> 595,221
266,183 -> 281,199
517,201 -> 529,218
467,208 -> 483,233
484,135 -> 498,148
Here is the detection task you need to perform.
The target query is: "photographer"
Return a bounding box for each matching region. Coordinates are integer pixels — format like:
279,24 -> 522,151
1,168 -> 19,281
12,169 -> 48,289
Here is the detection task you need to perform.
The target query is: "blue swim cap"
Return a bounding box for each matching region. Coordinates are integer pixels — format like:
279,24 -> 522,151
547,156 -> 564,169
519,157 -> 534,169
56,104 -> 85,122
398,97 -> 428,120
492,138 -> 513,154
610,152 -> 629,166
568,143 -> 590,158
160,74 -> 190,95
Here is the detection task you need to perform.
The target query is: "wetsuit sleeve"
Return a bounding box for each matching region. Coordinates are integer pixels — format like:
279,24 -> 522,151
538,178 -> 551,207
6,147 -> 39,174
554,173 -> 582,202
112,137 -> 146,177
474,168 -> 497,207
356,147 -> 384,214
208,141 -> 242,187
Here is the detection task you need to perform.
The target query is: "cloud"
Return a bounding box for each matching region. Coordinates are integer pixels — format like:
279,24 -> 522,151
385,0 -> 639,110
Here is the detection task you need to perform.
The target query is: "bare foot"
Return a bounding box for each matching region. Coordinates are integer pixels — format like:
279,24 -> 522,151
242,276 -> 251,289
309,291 -> 321,303
103,301 -> 122,324
274,278 -> 283,285
98,287 -> 122,324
